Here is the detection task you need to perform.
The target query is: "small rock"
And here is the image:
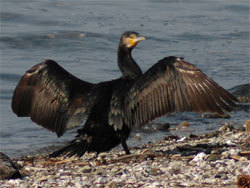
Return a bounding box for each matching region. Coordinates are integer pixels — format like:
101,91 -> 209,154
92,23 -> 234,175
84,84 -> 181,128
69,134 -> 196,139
227,148 -> 240,156
135,133 -> 142,140
192,152 -> 207,162
151,182 -> 161,187
208,154 -> 221,161
148,168 -> 163,176
239,157 -> 248,162
211,149 -> 223,155
219,123 -> 235,132
95,177 -> 107,184
225,139 -> 234,145
215,172 -> 228,180
80,166 -> 92,173
239,151 -> 250,159
98,153 -> 107,158
221,151 -> 229,158
154,123 -> 170,131
0,152 -> 22,180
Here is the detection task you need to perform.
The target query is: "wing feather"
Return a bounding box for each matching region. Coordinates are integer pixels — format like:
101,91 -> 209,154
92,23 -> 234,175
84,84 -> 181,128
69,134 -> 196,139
12,59 -> 94,137
124,56 -> 237,129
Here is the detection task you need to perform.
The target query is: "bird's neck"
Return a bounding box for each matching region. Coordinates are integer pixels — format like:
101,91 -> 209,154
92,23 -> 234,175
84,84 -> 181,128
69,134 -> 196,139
118,46 -> 143,79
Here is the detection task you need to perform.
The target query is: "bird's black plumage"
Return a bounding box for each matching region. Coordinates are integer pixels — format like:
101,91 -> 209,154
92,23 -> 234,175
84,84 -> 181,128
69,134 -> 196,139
11,31 -> 237,157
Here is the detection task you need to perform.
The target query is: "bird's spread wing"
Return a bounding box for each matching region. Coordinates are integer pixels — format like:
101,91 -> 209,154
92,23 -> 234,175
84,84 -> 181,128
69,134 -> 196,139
11,60 -> 95,137
123,56 -> 237,129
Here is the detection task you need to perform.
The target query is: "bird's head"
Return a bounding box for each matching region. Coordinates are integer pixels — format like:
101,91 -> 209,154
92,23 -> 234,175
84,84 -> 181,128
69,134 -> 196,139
120,31 -> 145,49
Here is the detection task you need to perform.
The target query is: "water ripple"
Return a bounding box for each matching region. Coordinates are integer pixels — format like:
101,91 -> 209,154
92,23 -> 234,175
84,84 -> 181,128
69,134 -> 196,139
174,32 -> 217,41
0,31 -> 87,49
0,73 -> 21,82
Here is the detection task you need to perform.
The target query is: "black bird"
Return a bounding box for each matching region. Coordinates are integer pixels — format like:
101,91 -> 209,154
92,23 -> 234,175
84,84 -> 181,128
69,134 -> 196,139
11,31 -> 237,157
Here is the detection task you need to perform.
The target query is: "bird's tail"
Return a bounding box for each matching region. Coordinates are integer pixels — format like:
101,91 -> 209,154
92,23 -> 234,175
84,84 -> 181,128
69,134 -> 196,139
49,131 -> 122,158
49,134 -> 92,158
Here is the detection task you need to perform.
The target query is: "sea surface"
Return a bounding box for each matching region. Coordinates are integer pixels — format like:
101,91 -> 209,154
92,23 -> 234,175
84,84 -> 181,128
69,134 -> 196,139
0,0 -> 249,157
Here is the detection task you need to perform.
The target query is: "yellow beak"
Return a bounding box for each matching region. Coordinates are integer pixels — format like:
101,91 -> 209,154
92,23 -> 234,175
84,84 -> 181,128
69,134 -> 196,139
134,36 -> 146,42
129,36 -> 146,47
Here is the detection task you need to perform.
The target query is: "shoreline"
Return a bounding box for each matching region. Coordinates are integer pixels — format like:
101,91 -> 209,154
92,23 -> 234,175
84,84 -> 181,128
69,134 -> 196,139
1,123 -> 249,188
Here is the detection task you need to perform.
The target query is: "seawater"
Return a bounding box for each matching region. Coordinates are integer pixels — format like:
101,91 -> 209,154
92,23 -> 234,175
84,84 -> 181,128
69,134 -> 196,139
0,0 -> 249,157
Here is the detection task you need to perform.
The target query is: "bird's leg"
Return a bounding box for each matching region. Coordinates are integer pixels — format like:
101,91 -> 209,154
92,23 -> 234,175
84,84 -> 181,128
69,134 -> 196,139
120,137 -> 131,155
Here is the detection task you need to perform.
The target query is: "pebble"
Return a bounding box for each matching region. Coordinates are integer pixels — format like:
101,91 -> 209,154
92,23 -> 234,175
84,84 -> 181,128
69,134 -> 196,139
239,157 -> 248,162
192,152 -> 207,162
81,165 -> 92,173
154,122 -> 170,131
219,123 -> 235,132
135,133 -> 142,140
0,124 -> 249,187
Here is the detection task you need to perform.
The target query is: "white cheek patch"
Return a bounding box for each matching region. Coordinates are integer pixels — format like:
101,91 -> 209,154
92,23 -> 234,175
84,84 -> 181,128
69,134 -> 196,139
126,43 -> 132,48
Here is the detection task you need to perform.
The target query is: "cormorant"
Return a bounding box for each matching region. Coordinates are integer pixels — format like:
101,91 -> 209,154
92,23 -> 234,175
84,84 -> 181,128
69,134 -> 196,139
11,31 -> 237,157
